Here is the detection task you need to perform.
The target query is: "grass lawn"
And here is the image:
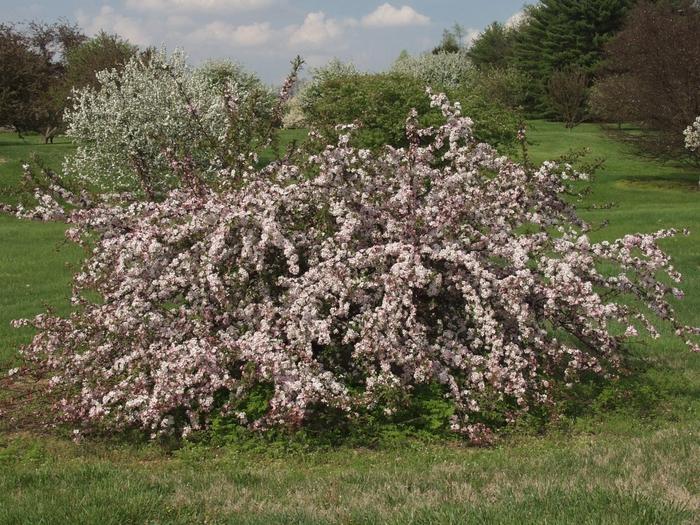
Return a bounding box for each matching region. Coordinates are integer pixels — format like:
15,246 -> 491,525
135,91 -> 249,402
0,125 -> 699,524
0,134 -> 82,366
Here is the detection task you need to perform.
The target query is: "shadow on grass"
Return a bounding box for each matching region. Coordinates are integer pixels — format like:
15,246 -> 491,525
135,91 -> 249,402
553,347 -> 700,439
617,174 -> 699,192
0,133 -> 72,148
3,344 -> 695,456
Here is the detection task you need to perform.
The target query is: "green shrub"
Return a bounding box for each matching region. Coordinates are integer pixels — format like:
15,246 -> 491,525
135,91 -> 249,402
471,66 -> 532,112
297,58 -> 357,118
303,72 -> 518,151
448,83 -> 520,150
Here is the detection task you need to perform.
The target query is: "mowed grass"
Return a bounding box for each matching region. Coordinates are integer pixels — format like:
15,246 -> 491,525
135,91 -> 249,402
0,125 -> 699,524
0,428 -> 697,524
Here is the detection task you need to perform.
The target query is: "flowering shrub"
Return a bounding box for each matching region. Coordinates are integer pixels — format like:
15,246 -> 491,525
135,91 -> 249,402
684,117 -> 700,153
63,50 -> 274,198
12,91 -> 699,442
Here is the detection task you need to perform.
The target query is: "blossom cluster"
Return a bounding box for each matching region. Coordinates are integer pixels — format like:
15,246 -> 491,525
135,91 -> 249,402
13,92 -> 698,441
684,116 -> 700,153
390,51 -> 475,88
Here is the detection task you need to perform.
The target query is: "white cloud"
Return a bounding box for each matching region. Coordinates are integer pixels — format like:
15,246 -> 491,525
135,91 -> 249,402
361,3 -> 430,28
165,15 -> 195,29
289,12 -> 342,46
194,21 -> 273,46
505,10 -> 526,29
303,53 -> 334,68
463,27 -> 480,47
125,0 -> 273,12
77,6 -> 151,46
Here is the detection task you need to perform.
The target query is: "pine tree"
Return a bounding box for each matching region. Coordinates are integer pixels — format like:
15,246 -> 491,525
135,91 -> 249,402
467,22 -> 517,70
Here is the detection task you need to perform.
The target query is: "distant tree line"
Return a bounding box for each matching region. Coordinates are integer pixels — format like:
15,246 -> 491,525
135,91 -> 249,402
450,0 -> 700,156
2,1 -> 698,158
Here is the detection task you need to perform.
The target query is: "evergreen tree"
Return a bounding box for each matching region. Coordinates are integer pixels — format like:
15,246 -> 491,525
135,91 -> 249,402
467,22 -> 517,70
513,0 -> 633,116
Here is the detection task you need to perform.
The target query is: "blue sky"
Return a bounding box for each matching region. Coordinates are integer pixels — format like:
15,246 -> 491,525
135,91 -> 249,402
1,0 -> 526,83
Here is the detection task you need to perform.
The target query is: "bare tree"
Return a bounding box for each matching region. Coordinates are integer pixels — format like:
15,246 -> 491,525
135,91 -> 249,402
547,68 -> 588,129
596,0 -> 700,157
589,74 -> 638,129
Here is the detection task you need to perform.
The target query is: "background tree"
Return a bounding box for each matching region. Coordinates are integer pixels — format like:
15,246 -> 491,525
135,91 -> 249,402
30,21 -> 86,143
0,21 -> 85,142
546,68 -> 589,129
588,74 -> 637,128
0,24 -> 45,135
390,49 -> 475,88
27,20 -> 85,64
594,0 -> 700,157
63,50 -> 274,196
513,0 -> 633,116
467,22 -> 517,70
683,116 -> 700,185
64,32 -> 138,91
432,23 -> 466,54
301,72 -> 518,151
473,66 -> 532,111
685,117 -> 700,156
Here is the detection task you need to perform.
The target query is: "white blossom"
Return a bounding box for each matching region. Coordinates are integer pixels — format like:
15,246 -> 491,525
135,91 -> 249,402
683,116 -> 700,153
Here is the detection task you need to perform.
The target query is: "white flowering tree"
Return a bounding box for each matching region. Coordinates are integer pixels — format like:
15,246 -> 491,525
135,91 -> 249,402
684,117 -> 700,154
63,50 -> 274,198
282,94 -> 306,129
8,89 -> 698,443
683,116 -> 700,186
390,51 -> 475,89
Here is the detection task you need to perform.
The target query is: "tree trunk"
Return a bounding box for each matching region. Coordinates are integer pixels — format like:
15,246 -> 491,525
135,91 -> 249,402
43,126 -> 57,144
